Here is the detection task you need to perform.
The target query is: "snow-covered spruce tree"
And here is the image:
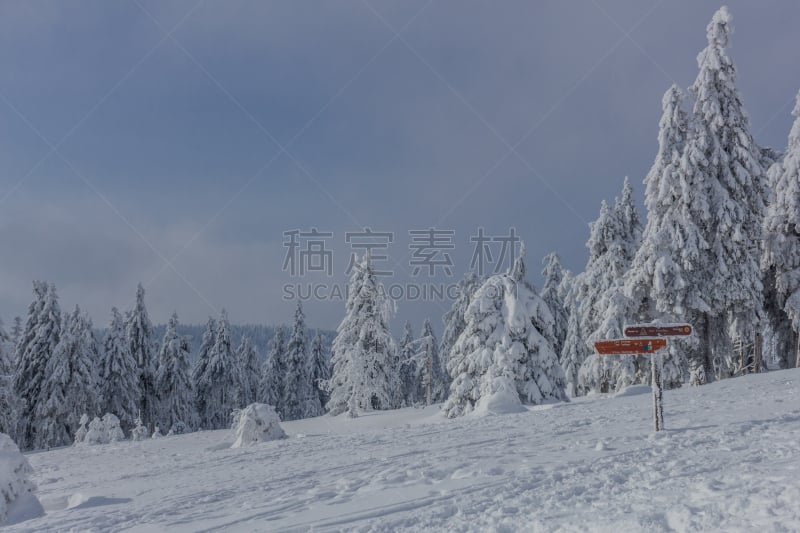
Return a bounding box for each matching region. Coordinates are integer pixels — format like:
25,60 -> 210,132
66,307 -> 101,428
12,282 -> 47,448
541,253 -> 569,358
260,326 -> 287,413
236,336 -> 260,408
397,321 -> 419,406
440,272 -> 482,385
763,91 -> 800,368
195,310 -> 240,429
574,202 -> 617,394
418,319 -> 447,404
326,254 -> 399,416
681,7 -> 766,383
0,318 -> 13,375
126,283 -> 157,429
155,313 -> 195,433
308,331 -> 331,411
98,307 -> 140,431
282,301 -> 315,421
443,246 -> 567,417
13,282 -> 47,373
560,273 -> 588,398
625,84 -> 693,388
559,266 -> 592,398
9,317 -> 22,349
15,283 -> 61,449
0,377 -> 19,441
35,305 -> 100,450
580,178 -> 644,394
0,319 -> 20,440
192,316 -> 217,424
572,192 -> 634,395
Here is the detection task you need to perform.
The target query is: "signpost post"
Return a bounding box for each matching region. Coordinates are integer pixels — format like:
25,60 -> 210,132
595,323 -> 692,432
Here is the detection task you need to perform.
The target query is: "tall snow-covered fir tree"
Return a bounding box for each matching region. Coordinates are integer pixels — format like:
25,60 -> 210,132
282,301 -> 315,421
99,307 -> 140,431
326,254 -> 399,416
0,318 -> 12,377
560,274 -> 586,398
0,318 -> 20,439
155,313 -> 195,433
192,317 -> 217,425
763,91 -> 800,368
308,330 -> 331,412
14,282 -> 61,449
398,321 -> 419,406
570,198 -> 626,395
66,307 -> 101,425
126,283 -> 157,429
10,316 -> 22,347
680,6 -> 766,383
418,319 -> 447,404
13,282 -> 48,412
571,202 -> 617,395
260,325 -> 287,413
35,306 -> 99,449
0,374 -> 19,441
579,178 -> 644,394
541,253 -> 569,358
194,310 -> 240,429
440,273 -> 482,385
33,312 -> 70,450
443,246 -> 567,417
625,84 -> 695,388
236,336 -> 260,407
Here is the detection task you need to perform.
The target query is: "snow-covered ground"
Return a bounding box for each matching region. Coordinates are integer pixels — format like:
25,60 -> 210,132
8,369 -> 800,532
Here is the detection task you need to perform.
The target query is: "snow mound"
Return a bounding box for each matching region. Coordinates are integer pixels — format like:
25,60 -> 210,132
472,377 -> 527,416
0,433 -> 43,525
230,404 -> 287,448
614,385 -> 652,398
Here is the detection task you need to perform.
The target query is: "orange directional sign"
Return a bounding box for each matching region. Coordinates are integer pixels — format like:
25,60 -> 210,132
624,324 -> 692,338
594,338 -> 667,355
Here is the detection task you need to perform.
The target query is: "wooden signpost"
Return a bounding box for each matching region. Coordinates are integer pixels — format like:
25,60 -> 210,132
594,323 -> 692,432
594,338 -> 667,355
624,324 -> 692,338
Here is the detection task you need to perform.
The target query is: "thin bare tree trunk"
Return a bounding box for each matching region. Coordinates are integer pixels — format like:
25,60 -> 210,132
753,331 -> 762,373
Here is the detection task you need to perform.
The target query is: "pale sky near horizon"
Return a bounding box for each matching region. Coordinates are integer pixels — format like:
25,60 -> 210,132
0,1 -> 798,333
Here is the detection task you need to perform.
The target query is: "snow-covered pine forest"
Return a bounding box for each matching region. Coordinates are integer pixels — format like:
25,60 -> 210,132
2,6 -> 800,528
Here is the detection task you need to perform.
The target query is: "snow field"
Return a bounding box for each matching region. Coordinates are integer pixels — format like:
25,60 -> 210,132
8,369 -> 800,532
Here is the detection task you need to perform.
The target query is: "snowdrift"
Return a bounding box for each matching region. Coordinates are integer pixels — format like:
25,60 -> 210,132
0,433 -> 43,526
230,403 -> 286,448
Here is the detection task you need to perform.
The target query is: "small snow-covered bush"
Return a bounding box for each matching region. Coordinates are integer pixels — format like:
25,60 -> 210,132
84,417 -> 106,445
230,404 -> 286,449
152,426 -> 162,439
169,421 -> 187,436
73,414 -> 90,445
131,415 -> 149,442
0,432 -> 42,525
74,413 -> 126,445
103,414 -> 125,443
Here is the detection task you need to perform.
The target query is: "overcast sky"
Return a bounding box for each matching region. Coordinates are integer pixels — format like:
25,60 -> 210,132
0,1 -> 798,333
